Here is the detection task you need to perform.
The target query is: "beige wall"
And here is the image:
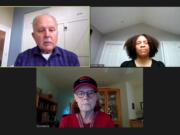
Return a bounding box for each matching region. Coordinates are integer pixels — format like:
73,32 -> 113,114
0,7 -> 14,27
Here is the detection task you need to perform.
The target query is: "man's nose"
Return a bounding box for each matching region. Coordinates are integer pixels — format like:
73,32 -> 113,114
44,29 -> 50,37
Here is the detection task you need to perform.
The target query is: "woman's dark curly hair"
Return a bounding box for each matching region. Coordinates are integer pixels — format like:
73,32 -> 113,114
124,34 -> 159,59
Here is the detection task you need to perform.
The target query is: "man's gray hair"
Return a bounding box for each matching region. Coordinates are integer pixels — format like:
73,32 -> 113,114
32,14 -> 58,31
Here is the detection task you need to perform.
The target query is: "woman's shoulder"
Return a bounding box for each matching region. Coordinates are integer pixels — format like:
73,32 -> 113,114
120,60 -> 135,67
152,59 -> 165,67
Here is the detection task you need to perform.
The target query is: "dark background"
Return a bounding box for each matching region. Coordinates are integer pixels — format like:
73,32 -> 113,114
0,0 -> 180,6
0,67 -> 180,134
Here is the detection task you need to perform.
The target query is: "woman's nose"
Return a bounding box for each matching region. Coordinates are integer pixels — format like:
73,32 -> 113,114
140,42 -> 146,47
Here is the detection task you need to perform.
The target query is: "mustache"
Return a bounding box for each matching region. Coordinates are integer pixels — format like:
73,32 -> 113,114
43,38 -> 52,42
43,38 -> 52,43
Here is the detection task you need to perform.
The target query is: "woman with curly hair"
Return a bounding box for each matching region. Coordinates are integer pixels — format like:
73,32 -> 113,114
121,34 -> 165,67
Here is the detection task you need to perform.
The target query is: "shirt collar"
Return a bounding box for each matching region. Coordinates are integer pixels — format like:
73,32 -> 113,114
33,46 -> 61,56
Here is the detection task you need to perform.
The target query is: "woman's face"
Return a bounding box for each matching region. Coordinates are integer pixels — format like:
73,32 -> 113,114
135,35 -> 150,58
74,85 -> 97,112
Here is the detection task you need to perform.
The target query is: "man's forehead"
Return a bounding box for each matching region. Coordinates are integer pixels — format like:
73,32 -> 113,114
75,85 -> 95,92
36,17 -> 56,24
36,25 -> 56,29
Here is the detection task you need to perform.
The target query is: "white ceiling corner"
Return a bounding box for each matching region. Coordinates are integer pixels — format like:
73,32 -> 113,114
91,7 -> 180,35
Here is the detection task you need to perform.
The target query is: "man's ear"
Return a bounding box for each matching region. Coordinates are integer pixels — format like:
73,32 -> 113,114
32,32 -> 35,39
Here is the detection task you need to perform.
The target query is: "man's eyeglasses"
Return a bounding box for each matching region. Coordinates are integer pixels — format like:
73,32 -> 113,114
75,90 -> 97,98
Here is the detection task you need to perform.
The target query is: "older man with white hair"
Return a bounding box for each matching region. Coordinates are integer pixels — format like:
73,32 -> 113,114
15,14 -> 80,66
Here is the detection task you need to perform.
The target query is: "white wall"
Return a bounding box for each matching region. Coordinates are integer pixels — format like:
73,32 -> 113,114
103,23 -> 180,41
90,25 -> 103,65
134,84 -> 143,118
126,82 -> 137,120
92,23 -> 180,64
0,7 -> 14,27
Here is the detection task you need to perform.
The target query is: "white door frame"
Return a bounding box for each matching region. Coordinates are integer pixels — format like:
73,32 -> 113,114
0,24 -> 11,67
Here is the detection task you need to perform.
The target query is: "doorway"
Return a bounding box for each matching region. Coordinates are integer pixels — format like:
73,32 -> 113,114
0,25 -> 11,67
0,30 -> 6,66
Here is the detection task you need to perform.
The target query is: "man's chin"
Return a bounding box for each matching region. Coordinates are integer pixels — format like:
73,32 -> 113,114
43,42 -> 54,46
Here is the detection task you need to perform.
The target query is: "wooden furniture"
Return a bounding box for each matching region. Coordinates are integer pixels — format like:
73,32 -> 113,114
129,119 -> 144,128
36,92 -> 58,127
98,88 -> 122,127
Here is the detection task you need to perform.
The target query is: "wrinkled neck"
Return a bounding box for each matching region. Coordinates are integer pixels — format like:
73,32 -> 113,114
80,110 -> 94,124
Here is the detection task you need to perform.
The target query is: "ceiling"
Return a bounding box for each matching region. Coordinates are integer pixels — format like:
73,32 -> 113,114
91,7 -> 180,35
37,67 -> 143,93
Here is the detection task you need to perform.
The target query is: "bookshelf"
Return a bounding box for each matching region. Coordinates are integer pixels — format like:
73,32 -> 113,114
36,91 -> 58,127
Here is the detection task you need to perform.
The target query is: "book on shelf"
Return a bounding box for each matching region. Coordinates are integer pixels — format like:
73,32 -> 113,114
50,105 -> 56,111
41,112 -> 48,123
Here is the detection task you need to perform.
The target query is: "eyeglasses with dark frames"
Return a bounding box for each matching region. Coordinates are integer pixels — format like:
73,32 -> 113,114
75,90 -> 97,98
